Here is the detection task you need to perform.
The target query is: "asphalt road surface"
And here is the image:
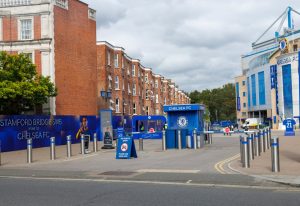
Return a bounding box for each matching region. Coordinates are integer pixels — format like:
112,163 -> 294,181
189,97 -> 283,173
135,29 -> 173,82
1,134 -> 298,205
0,177 -> 300,206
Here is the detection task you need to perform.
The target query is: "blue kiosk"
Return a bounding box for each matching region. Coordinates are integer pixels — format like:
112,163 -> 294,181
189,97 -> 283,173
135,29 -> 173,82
163,104 -> 205,149
131,115 -> 167,139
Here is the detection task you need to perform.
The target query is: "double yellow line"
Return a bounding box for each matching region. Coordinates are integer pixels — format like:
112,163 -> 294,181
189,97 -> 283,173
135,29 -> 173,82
214,154 -> 240,174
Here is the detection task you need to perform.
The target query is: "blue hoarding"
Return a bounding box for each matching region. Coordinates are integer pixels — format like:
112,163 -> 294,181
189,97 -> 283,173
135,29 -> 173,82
0,115 -> 100,152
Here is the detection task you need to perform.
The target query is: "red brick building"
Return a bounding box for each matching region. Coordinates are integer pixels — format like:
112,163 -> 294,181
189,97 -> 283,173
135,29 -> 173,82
0,0 -> 97,115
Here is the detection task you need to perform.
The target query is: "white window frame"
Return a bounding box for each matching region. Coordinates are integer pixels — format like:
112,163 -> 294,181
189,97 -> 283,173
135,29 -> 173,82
122,80 -> 125,91
128,83 -> 131,93
122,56 -> 124,68
145,73 -> 148,82
18,17 -> 34,40
156,94 -> 159,103
114,54 -> 119,68
115,76 -> 119,89
133,83 -> 136,95
133,103 -> 136,114
107,51 -> 111,66
155,80 -> 158,88
18,51 -> 35,63
146,89 -> 149,100
115,98 -> 120,113
132,65 -> 135,76
108,75 -> 112,89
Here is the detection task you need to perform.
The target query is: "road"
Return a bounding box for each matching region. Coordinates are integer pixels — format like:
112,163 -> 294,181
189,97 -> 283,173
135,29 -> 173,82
0,134 -> 298,205
0,177 -> 300,206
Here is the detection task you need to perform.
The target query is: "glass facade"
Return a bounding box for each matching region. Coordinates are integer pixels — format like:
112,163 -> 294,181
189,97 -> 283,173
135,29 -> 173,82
247,77 -> 251,107
282,64 -> 293,118
258,71 -> 265,105
251,74 -> 256,106
235,82 -> 239,97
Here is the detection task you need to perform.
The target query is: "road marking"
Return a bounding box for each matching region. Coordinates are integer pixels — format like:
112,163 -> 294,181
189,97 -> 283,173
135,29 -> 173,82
186,180 -> 192,184
0,175 -> 295,191
137,169 -> 200,174
62,153 -> 98,162
214,154 -> 240,174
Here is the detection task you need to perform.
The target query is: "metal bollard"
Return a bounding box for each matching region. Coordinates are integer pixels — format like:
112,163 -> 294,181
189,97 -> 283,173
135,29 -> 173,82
242,136 -> 250,168
266,128 -> 270,149
162,130 -> 166,151
247,134 -> 254,160
80,134 -> 85,154
268,128 -> 272,147
208,133 -> 212,144
258,130 -> 264,153
177,130 -> 182,150
186,135 -> 192,148
261,129 -> 266,152
50,137 -> 56,160
197,134 -> 201,148
66,135 -> 72,158
263,129 -> 268,150
193,129 -> 197,150
27,138 -> 32,163
271,137 -> 280,172
240,136 -> 243,163
139,138 -> 143,151
254,132 -> 260,156
93,133 -> 98,152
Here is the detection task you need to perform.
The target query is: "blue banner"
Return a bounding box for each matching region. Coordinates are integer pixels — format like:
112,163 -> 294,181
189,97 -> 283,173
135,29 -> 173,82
237,97 -> 241,111
0,115 -> 100,152
270,65 -> 277,89
163,104 -> 205,112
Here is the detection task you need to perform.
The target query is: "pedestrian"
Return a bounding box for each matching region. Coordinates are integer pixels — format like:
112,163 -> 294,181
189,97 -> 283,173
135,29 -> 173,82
139,122 -> 145,132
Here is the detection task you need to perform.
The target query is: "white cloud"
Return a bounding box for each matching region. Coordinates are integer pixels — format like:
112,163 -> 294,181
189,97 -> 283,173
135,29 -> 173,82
83,0 -> 300,92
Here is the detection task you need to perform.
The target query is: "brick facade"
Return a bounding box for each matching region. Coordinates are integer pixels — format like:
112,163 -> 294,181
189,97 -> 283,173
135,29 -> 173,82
0,0 -> 97,115
54,0 -> 97,115
1,1 -> 189,116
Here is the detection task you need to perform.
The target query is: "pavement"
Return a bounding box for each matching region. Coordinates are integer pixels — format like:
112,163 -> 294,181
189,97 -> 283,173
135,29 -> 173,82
1,131 -> 300,187
229,129 -> 300,186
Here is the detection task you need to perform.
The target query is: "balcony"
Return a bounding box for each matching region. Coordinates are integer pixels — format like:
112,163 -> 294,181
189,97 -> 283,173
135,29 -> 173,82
55,0 -> 68,9
0,0 -> 33,7
88,8 -> 96,20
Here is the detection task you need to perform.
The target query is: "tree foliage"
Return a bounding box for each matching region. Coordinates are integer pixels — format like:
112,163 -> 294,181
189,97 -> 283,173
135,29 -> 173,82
0,52 -> 57,114
189,83 -> 236,122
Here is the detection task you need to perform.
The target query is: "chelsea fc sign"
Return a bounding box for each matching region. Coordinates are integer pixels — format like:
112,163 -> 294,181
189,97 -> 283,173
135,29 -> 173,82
177,116 -> 188,128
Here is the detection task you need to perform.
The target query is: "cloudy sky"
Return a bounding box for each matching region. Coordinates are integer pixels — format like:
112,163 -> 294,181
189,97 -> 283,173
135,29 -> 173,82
83,0 -> 299,92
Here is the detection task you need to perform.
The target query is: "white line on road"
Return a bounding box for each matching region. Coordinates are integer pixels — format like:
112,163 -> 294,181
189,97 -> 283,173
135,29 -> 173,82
137,169 -> 200,174
0,175 -> 296,191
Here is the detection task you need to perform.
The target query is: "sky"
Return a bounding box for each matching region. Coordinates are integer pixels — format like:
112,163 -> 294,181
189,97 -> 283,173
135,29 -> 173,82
82,0 -> 300,92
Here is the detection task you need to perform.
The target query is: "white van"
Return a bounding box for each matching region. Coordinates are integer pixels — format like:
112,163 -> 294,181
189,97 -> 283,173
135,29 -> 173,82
242,118 -> 261,129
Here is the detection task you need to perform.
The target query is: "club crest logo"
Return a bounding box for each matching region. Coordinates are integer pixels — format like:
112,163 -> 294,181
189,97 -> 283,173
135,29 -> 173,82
177,116 -> 188,128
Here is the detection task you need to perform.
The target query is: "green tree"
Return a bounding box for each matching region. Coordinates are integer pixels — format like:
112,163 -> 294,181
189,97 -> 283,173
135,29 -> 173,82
0,52 -> 57,114
189,83 -> 236,122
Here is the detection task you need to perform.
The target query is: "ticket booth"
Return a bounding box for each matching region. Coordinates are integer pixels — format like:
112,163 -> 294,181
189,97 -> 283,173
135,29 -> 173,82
163,104 -> 205,149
